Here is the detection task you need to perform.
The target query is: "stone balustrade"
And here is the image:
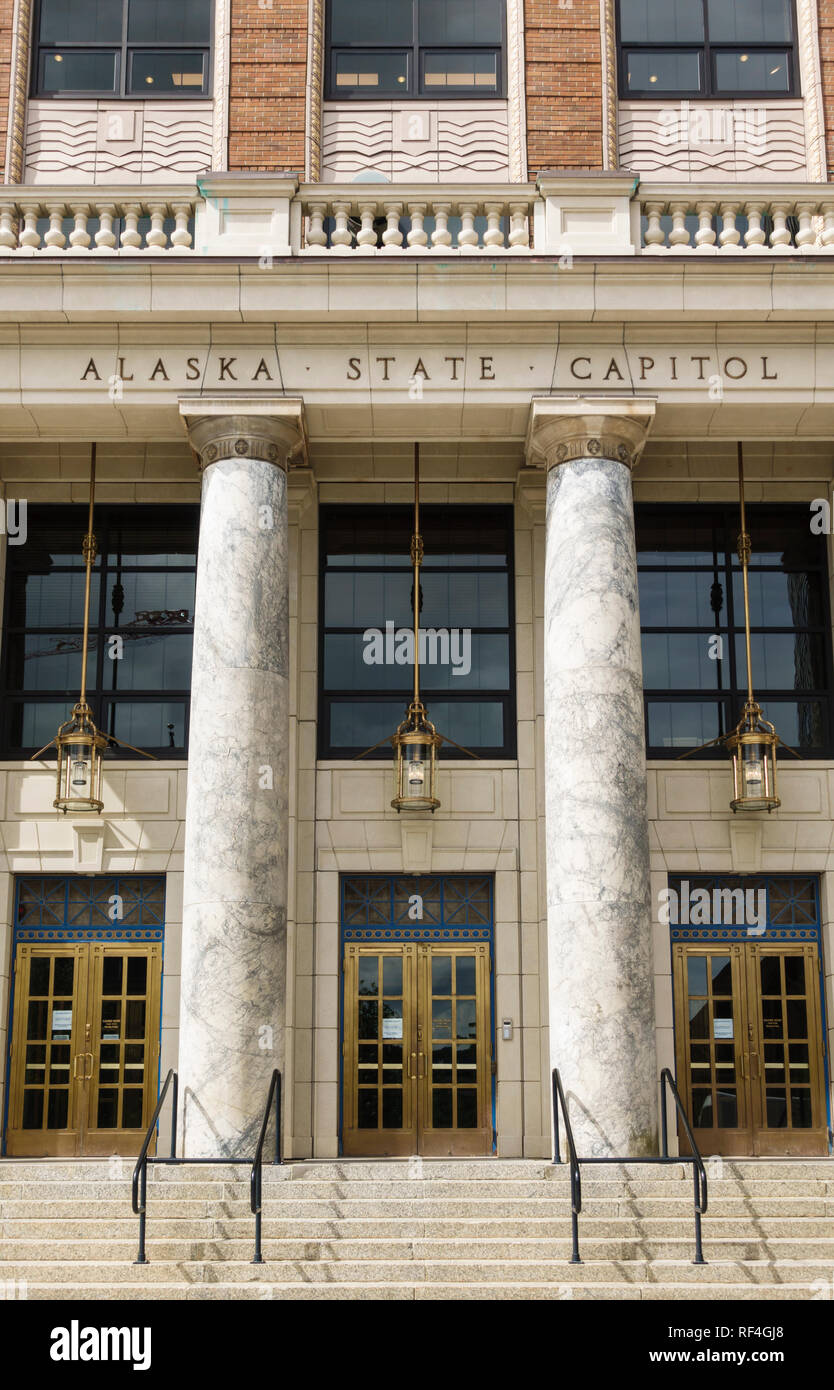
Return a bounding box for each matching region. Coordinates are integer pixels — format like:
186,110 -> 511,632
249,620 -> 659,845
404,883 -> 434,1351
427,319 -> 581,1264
0,188 -> 196,255
639,183 -> 834,254
296,182 -> 537,254
5,178 -> 834,258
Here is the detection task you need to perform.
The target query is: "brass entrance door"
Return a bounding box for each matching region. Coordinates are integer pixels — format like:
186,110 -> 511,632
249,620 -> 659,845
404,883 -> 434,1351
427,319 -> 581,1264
342,942 -> 492,1157
673,942 -> 828,1156
6,942 -> 162,1157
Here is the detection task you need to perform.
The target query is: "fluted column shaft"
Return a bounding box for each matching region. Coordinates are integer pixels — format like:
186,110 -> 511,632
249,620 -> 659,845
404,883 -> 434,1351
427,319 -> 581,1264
527,400 -> 658,1157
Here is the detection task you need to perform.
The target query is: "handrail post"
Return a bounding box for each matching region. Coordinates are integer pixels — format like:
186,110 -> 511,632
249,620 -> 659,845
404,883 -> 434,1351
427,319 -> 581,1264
135,1162 -> 147,1265
552,1069 -> 561,1165
693,1164 -> 705,1265
274,1072 -> 282,1165
660,1073 -> 669,1159
170,1071 -> 179,1158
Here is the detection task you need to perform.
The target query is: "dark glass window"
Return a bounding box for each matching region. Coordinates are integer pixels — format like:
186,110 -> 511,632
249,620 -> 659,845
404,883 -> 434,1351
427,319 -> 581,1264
319,506 -> 515,758
326,0 -> 504,98
618,0 -> 796,98
1,505 -> 198,758
636,505 -> 832,758
34,0 -> 212,97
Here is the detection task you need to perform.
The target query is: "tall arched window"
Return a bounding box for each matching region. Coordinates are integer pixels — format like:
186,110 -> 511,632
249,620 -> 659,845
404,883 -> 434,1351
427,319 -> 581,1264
326,0 -> 505,99
618,0 -> 797,99
33,0 -> 213,97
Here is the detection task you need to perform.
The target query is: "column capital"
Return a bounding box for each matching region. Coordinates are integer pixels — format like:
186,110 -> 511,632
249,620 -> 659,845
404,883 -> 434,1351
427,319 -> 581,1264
525,397 -> 656,471
179,396 -> 306,471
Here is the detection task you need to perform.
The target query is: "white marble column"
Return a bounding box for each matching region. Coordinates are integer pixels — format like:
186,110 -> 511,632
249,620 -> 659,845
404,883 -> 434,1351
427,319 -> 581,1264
178,400 -> 305,1157
527,400 -> 658,1157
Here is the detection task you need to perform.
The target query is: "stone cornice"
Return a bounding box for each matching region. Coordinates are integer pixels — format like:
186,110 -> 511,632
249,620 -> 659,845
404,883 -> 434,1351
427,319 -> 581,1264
525,398 -> 656,471
180,399 -> 307,471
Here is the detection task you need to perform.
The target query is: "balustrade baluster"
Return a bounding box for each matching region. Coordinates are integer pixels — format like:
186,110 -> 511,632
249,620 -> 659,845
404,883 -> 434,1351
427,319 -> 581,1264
668,202 -> 692,250
330,200 -> 353,251
171,203 -> 193,250
95,204 -> 117,251
356,201 -> 378,253
120,203 -> 143,251
718,202 -> 741,252
146,203 -> 168,251
643,201 -> 667,249
458,202 -> 479,251
795,201 -> 817,251
769,202 -> 792,251
381,202 -> 404,251
0,202 -> 17,251
429,202 -> 453,251
19,203 -> 41,251
743,202 -> 767,251
407,203 -> 429,251
68,204 -> 91,251
43,205 -> 67,251
693,202 -> 717,253
305,202 -> 328,251
483,202 -> 505,250
508,202 -> 530,251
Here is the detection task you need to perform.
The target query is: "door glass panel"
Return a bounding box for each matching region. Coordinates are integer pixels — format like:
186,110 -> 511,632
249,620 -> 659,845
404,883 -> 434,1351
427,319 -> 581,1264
127,956 -> 148,995
432,955 -> 452,995
784,956 -> 805,995
684,951 -> 741,1130
102,956 -> 123,994
383,955 -> 402,996
30,957 -> 50,994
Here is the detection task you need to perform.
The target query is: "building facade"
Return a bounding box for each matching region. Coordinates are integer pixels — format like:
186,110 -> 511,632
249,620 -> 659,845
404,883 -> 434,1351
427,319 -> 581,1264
0,0 -> 832,1165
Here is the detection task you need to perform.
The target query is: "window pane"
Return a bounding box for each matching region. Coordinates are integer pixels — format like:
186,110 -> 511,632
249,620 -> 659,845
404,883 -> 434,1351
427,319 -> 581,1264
106,572 -> 195,626
733,571 -> 823,629
619,0 -> 704,43
40,49 -> 118,93
647,701 -> 726,750
624,49 -> 702,93
323,633 -> 508,692
734,633 -> 826,692
7,635 -> 95,692
754,700 -> 825,750
642,633 -> 727,690
707,0 -> 791,43
128,0 -> 211,44
40,0 -> 123,43
102,633 -> 192,691
639,571 -> 724,627
334,50 -> 409,92
715,50 -> 790,92
423,50 -> 498,90
9,572 -> 100,629
637,512 -> 721,566
129,50 -> 206,93
330,0 -> 413,45
104,700 -> 187,749
420,0 -> 502,43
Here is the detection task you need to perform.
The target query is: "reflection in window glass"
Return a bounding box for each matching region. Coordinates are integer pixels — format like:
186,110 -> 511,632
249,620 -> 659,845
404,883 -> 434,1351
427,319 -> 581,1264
637,506 -> 831,756
619,0 -> 704,43
2,505 -> 198,756
320,506 -> 514,757
715,50 -> 790,92
624,50 -> 702,93
706,0 -> 791,43
334,51 -> 409,92
41,50 -> 118,93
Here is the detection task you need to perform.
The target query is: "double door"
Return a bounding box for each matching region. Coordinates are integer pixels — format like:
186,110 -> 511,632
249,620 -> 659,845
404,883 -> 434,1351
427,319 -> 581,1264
342,942 -> 492,1156
6,942 -> 162,1156
673,942 -> 828,1156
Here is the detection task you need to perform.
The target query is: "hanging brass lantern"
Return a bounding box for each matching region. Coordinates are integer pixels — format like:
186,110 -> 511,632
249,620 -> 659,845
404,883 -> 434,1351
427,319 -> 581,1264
31,444 -> 156,813
356,443 -> 476,811
678,443 -> 799,811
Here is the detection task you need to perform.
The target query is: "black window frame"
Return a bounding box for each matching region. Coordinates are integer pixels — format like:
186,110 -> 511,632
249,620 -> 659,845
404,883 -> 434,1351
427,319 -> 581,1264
325,0 -> 506,100
0,503 -> 199,761
636,502 -> 834,760
318,503 -> 517,761
31,0 -> 214,100
616,0 -> 799,101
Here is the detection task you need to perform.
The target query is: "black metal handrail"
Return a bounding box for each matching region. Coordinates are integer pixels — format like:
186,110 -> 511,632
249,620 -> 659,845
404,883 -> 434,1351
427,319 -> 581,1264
660,1066 -> 708,1265
130,1068 -> 282,1265
550,1068 -> 582,1263
251,1069 -> 282,1265
132,1067 -> 178,1266
551,1067 -> 708,1266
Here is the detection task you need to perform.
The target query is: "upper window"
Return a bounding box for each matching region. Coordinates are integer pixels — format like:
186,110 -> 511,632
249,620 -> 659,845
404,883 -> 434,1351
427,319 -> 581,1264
33,0 -> 212,98
326,0 -> 505,99
618,0 -> 797,98
1,506 -> 199,759
636,505 -> 832,759
319,505 -> 515,759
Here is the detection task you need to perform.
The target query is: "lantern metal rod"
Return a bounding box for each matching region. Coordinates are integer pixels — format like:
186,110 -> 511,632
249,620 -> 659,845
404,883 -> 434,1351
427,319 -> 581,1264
737,442 -> 755,710
411,442 -> 422,707
79,442 -> 97,708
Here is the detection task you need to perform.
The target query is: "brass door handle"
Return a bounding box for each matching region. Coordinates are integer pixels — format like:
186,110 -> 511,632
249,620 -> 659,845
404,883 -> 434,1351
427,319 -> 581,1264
72,1054 -> 84,1079
408,1052 -> 416,1080
418,1052 -> 425,1079
740,1053 -> 747,1079
84,1052 -> 94,1080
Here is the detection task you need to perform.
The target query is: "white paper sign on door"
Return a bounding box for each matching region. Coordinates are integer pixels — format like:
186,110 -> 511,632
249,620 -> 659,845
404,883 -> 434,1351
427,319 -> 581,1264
382,1018 -> 403,1039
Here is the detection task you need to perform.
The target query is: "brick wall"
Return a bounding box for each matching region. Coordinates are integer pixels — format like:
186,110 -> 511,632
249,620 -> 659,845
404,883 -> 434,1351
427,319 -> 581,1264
819,0 -> 834,172
228,0 -> 307,172
0,0 -> 14,181
524,0 -> 605,173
